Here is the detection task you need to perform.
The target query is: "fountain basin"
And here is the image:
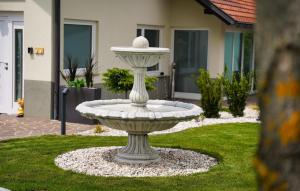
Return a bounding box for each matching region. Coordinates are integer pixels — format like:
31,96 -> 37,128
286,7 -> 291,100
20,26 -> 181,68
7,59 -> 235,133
76,99 -> 201,133
76,99 -> 201,164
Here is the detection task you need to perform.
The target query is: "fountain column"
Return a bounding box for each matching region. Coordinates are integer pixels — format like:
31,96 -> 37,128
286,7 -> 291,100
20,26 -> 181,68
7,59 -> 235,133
130,67 -> 149,107
108,36 -> 171,163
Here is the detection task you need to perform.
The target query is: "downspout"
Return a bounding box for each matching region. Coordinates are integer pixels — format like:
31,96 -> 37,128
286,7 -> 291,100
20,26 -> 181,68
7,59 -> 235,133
53,0 -> 61,119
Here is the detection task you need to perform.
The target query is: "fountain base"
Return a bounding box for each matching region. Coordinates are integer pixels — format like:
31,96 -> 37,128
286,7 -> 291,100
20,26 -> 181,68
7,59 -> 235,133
116,133 -> 160,164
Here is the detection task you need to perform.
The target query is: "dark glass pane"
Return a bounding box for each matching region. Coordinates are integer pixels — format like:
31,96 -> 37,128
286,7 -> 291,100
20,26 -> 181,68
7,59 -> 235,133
15,29 -> 23,101
174,30 -> 208,93
144,29 -> 160,71
224,32 -> 234,77
145,29 -> 159,47
64,24 -> 92,69
147,64 -> 159,71
137,29 -> 142,36
224,32 -> 243,78
233,32 -> 242,73
243,32 -> 253,75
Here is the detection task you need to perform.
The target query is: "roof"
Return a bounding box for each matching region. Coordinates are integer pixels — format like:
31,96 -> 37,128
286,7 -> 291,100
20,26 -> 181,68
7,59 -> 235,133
196,0 -> 256,27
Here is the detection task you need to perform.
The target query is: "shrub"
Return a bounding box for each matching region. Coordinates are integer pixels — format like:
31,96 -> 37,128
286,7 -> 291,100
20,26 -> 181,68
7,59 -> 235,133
94,124 -> 105,134
196,69 -> 223,118
102,68 -> 158,98
223,72 -> 251,117
85,56 -> 97,88
60,56 -> 78,83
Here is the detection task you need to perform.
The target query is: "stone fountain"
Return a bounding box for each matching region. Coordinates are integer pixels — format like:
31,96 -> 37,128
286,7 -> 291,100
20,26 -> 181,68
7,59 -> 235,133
76,36 -> 202,164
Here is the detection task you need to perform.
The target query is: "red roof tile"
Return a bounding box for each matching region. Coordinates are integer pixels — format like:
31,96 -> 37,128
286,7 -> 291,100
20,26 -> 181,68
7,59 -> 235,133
210,0 -> 256,24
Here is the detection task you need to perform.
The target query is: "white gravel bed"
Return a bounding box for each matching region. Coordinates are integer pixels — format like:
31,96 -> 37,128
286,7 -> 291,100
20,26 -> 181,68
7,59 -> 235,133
78,107 -> 259,137
55,146 -> 217,177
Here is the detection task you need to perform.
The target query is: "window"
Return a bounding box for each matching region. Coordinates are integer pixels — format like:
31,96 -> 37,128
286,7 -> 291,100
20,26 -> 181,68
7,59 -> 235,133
174,30 -> 208,93
137,26 -> 161,72
14,29 -> 23,101
224,31 -> 255,90
64,20 -> 96,69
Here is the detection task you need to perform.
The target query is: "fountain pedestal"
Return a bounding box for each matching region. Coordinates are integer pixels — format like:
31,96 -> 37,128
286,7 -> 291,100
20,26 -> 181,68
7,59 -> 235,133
116,132 -> 160,163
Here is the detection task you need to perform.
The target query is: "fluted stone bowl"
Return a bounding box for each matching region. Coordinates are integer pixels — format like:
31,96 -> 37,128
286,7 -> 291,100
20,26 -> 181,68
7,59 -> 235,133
76,99 -> 201,133
111,47 -> 169,68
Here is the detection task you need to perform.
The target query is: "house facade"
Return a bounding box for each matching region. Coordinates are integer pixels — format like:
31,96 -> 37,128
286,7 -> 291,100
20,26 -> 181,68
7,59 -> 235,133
0,0 -> 256,119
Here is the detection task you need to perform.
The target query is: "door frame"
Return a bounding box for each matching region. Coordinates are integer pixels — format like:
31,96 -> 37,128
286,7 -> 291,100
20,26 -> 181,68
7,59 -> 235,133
171,28 -> 210,100
12,22 -> 24,113
0,12 -> 24,114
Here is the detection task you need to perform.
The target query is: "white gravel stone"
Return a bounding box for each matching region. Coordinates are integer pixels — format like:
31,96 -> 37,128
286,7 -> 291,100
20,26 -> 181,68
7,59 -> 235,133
55,146 -> 217,177
0,188 -> 10,191
78,107 -> 260,137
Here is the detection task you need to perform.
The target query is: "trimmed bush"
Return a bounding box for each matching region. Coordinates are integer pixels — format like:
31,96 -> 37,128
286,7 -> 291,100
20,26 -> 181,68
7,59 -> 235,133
102,68 -> 158,98
223,72 -> 251,117
196,69 -> 223,118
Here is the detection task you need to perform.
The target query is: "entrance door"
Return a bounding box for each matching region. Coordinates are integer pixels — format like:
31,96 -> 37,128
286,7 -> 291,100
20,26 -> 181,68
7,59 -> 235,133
0,20 -> 13,113
173,30 -> 208,99
0,17 -> 23,114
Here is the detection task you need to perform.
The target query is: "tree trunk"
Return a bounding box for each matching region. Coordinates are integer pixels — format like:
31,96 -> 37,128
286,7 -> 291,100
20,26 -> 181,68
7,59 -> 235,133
255,0 -> 300,190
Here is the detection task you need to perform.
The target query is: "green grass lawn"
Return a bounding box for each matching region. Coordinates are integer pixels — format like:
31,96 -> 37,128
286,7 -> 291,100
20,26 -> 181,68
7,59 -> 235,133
0,123 -> 259,191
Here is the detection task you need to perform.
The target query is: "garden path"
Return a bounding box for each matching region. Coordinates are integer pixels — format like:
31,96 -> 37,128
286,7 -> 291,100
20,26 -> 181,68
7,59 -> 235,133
0,114 -> 94,141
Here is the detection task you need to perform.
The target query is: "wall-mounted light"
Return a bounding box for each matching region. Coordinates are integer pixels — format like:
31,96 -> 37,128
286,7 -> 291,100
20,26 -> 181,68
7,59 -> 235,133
28,47 -> 34,55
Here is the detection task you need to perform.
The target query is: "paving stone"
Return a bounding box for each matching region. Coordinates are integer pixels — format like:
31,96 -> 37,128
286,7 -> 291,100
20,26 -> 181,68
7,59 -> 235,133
0,114 -> 94,140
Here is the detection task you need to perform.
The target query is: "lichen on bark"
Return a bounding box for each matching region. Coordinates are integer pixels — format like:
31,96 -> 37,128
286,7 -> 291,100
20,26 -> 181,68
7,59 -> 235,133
256,0 -> 300,190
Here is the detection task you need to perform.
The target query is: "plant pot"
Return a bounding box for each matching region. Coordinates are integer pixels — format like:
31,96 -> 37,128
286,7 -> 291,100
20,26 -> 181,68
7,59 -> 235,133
59,86 -> 101,124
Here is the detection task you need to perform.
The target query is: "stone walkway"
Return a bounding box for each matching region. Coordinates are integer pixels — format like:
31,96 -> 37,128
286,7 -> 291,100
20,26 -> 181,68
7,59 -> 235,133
0,114 -> 94,141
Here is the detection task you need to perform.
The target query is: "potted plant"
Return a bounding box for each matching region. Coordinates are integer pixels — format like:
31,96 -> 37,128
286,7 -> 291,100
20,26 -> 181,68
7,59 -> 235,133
59,56 -> 101,124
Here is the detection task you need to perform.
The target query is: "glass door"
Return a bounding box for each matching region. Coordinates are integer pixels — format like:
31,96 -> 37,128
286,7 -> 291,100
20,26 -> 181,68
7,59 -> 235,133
173,30 -> 208,96
224,31 -> 255,91
224,32 -> 243,78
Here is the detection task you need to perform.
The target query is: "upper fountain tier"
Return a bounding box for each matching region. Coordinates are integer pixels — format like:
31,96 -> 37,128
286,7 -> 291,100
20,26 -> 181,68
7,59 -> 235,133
111,36 -> 169,68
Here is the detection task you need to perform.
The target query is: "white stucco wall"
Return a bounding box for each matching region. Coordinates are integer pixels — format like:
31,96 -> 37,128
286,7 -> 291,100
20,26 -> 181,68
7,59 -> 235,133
0,0 -> 25,11
0,0 -> 55,118
170,0 -> 225,78
61,0 -> 172,84
1,0 -> 249,89
0,0 -> 254,117
23,0 -> 54,82
61,0 -> 227,84
0,0 -> 55,82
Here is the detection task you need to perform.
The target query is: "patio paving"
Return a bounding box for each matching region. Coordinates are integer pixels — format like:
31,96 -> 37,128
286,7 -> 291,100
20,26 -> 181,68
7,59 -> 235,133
0,114 -> 94,141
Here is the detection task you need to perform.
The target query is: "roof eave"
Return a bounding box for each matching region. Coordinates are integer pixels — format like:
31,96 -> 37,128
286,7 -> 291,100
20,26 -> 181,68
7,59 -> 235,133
195,0 -> 254,28
235,22 -> 254,29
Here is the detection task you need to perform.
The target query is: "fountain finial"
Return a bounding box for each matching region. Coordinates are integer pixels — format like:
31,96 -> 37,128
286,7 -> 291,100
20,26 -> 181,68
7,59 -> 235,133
132,36 -> 149,48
